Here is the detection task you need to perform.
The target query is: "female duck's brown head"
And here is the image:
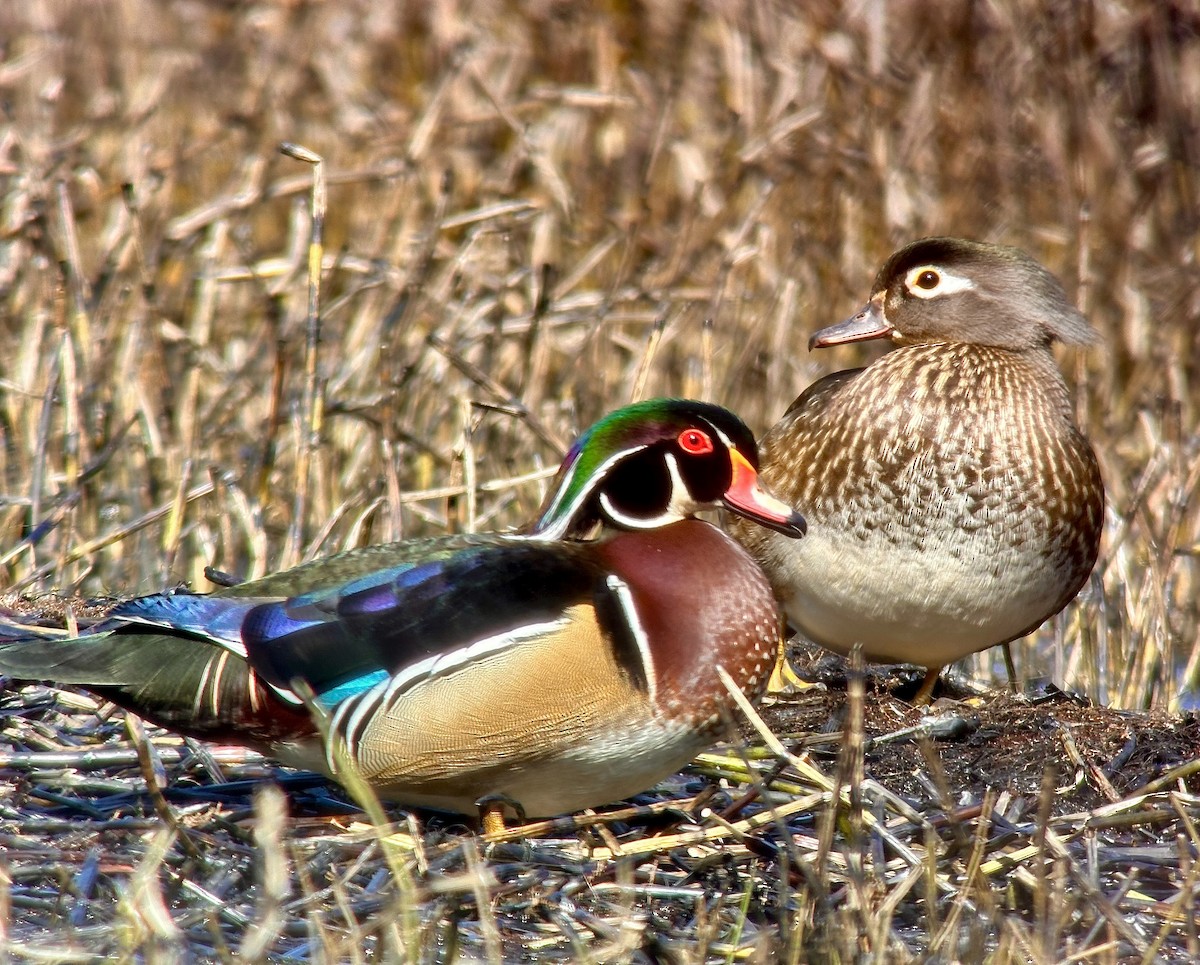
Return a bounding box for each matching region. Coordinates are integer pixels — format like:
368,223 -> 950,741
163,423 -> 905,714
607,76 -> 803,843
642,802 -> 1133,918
813,237 -> 1100,352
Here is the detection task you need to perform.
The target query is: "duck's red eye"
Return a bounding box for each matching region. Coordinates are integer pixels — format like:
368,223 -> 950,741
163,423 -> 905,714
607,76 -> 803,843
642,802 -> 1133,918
678,429 -> 714,455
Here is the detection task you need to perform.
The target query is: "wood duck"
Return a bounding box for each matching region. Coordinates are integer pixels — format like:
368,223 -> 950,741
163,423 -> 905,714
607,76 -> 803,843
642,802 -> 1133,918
729,238 -> 1104,703
0,399 -> 805,829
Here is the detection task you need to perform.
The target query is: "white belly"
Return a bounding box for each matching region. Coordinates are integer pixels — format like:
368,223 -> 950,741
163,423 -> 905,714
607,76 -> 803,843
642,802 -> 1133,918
763,521 -> 1064,668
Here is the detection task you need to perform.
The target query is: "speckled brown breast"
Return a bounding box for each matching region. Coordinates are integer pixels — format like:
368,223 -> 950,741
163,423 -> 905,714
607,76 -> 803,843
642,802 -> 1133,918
731,342 -> 1103,668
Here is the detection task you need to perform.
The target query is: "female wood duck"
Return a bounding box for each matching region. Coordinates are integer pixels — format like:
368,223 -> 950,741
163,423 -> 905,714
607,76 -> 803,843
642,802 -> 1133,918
0,399 -> 805,828
729,238 -> 1104,703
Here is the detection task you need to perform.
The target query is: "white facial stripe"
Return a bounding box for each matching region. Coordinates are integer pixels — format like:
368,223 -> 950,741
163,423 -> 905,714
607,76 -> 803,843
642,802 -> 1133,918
598,489 -> 678,530
326,618 -> 572,773
597,450 -> 701,528
664,451 -> 702,519
535,444 -> 650,541
904,265 -> 976,299
710,424 -> 735,449
605,574 -> 658,704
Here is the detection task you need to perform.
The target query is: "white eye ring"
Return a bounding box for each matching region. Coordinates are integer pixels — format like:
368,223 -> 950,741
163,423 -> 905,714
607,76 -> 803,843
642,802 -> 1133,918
904,265 -> 975,299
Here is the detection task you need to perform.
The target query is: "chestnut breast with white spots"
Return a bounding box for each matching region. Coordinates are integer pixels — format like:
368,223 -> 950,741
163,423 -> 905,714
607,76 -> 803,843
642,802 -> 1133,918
597,519 -> 784,726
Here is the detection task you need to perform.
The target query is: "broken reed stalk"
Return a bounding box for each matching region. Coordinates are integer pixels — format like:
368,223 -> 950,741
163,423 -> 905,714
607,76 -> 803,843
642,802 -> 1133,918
279,142 -> 326,572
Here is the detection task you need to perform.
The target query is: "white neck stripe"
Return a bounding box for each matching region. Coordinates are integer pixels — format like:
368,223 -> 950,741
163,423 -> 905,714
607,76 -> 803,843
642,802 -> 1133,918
605,574 -> 657,704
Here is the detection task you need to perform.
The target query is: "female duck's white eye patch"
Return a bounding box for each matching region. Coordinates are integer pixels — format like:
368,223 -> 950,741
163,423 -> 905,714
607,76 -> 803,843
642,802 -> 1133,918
903,265 -> 976,299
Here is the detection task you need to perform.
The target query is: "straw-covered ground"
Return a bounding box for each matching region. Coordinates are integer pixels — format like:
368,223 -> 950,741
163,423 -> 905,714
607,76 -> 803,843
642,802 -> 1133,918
1,0 -> 1198,960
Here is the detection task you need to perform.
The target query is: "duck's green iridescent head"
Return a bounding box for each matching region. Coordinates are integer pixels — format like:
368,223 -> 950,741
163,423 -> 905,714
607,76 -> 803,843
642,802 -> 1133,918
530,399 -> 805,541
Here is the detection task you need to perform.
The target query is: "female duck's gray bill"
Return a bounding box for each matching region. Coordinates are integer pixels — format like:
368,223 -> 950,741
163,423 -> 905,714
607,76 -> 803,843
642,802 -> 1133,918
809,296 -> 892,349
722,449 -> 806,538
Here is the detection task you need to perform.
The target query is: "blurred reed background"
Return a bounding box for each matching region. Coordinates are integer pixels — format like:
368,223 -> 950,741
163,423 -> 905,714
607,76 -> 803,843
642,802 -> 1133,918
0,0 -> 1197,709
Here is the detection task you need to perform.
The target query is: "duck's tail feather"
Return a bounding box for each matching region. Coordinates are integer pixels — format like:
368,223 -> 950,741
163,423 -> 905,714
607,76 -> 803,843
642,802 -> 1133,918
0,623 -> 315,749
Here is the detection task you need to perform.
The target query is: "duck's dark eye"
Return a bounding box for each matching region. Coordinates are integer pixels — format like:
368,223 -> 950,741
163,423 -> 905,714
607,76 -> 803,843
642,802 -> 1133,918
914,269 -> 940,290
678,428 -> 714,455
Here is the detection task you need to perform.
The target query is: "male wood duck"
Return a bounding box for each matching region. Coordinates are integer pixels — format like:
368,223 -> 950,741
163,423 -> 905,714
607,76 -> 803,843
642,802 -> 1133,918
729,238 -> 1104,703
0,399 -> 805,830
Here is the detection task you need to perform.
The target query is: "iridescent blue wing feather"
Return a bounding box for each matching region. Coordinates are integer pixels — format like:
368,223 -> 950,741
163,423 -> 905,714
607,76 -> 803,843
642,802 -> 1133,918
109,594 -> 260,653
241,541 -> 601,708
